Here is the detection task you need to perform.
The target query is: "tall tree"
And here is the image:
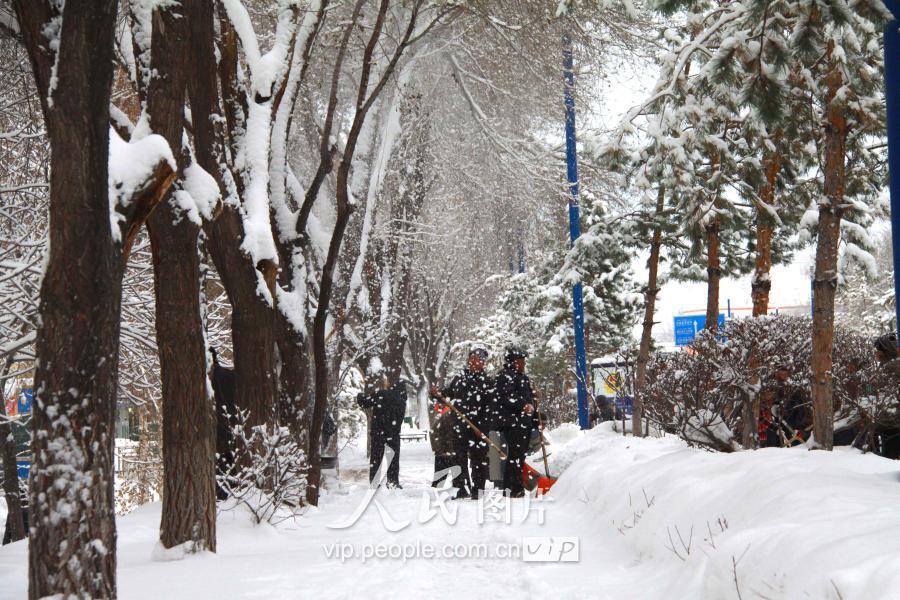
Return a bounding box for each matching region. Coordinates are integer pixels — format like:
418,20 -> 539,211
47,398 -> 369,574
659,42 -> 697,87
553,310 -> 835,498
14,1 -> 175,596
142,1 -> 218,552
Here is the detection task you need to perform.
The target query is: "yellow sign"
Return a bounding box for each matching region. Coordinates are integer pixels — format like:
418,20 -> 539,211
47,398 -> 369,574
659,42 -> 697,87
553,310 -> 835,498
603,372 -> 622,395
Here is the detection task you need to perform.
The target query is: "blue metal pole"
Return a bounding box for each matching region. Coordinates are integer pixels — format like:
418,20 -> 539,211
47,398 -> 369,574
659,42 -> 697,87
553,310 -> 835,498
563,34 -> 590,430
884,6 -> 900,350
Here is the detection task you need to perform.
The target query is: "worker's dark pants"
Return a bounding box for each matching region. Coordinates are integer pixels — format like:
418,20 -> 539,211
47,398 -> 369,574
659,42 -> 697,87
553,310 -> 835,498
2,507 -> 28,545
450,430 -> 472,494
433,453 -> 456,487
370,428 -> 401,485
500,424 -> 531,497
453,431 -> 489,497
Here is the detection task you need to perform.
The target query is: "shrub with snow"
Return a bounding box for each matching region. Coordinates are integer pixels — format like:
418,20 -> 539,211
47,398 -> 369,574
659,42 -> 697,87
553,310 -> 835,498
217,410 -> 308,524
641,315 -> 898,453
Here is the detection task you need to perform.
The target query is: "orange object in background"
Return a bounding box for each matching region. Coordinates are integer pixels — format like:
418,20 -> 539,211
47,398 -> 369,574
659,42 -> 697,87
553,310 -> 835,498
522,462 -> 556,494
434,403 -> 450,415
4,394 -> 16,417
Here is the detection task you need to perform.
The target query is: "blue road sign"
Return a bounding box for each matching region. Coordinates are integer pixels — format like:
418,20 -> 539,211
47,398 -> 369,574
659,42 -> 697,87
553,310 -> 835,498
18,388 -> 32,414
674,314 -> 726,346
16,458 -> 30,480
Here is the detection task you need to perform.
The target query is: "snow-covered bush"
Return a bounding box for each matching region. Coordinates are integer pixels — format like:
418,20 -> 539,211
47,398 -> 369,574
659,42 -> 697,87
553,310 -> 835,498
641,315 -> 898,453
217,411 -> 308,524
642,343 -> 741,452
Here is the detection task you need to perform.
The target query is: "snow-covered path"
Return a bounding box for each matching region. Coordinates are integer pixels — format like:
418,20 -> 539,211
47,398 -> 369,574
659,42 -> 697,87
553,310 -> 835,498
0,437 -> 641,599
2,426 -> 899,599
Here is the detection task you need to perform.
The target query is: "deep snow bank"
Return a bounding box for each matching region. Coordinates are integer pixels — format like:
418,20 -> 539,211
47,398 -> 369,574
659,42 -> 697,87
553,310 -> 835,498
546,423 -> 900,599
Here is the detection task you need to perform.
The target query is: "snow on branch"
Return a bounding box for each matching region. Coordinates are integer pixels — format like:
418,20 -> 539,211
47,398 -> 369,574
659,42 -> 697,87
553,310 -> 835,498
221,0 -> 302,98
108,127 -> 176,257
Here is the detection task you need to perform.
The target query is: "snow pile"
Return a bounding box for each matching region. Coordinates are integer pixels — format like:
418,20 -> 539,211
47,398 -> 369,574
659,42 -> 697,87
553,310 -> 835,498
549,425 -> 900,599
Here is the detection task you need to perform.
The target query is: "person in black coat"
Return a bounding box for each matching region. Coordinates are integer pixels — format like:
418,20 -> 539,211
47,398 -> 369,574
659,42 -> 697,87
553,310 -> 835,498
2,486 -> 28,546
210,348 -> 237,500
761,364 -> 811,447
431,346 -> 493,498
357,371 -> 407,488
493,347 -> 537,498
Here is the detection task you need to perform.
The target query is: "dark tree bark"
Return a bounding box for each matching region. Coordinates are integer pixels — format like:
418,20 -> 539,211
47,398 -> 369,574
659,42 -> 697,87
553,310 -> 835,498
276,312 -> 311,445
633,186 -> 666,438
145,2 -> 216,552
14,1 -> 171,597
811,66 -> 847,451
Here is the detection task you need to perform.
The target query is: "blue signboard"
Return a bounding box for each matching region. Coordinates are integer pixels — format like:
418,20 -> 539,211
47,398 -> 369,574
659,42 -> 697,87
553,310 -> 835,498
16,459 -> 30,480
614,396 -> 634,416
18,388 -> 32,414
674,314 -> 726,346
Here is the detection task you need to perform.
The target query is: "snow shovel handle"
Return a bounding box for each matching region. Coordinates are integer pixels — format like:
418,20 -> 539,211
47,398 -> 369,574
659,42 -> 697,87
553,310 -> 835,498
441,400 -> 508,460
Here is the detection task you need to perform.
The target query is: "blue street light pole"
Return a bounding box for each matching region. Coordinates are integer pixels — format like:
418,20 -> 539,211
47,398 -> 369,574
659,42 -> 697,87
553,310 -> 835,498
562,34 -> 590,430
884,5 -> 900,352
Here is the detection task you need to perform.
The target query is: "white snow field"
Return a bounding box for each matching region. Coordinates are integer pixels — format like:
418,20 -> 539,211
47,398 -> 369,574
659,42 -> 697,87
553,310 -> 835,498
1,424 -> 899,599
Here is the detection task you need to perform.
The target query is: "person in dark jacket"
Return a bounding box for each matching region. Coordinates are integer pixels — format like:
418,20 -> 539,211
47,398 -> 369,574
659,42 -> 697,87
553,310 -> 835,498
211,348 -> 237,500
431,346 -> 493,498
761,364 -> 811,447
493,347 -> 536,497
872,333 -> 900,458
874,332 -> 899,375
428,401 -> 457,487
357,371 -> 407,488
2,486 -> 28,546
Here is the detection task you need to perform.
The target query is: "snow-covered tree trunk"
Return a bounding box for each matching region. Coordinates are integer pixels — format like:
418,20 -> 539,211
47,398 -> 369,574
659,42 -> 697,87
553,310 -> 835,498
634,186 -> 666,437
15,1 -> 175,596
145,2 -> 216,553
189,2 -> 279,436
751,149 -> 782,317
810,66 -> 847,451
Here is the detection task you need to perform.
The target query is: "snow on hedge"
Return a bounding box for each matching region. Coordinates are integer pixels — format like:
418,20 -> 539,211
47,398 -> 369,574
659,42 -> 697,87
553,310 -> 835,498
548,423 -> 900,599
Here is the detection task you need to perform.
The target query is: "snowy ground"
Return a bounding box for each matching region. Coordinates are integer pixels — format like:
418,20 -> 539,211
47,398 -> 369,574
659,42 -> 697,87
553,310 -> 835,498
1,425 -> 899,599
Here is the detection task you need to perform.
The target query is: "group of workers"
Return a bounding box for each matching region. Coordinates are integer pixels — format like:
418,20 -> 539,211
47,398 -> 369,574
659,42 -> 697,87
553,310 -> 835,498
357,346 -> 538,498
